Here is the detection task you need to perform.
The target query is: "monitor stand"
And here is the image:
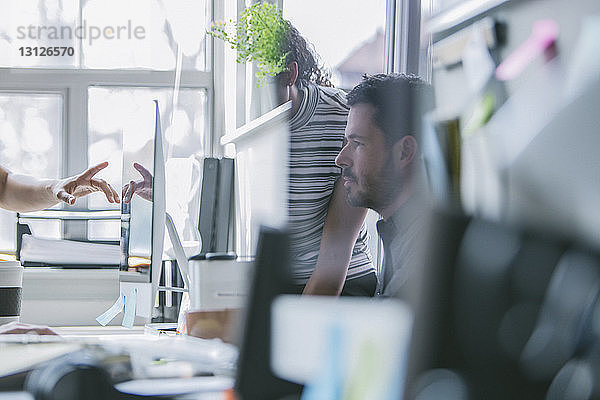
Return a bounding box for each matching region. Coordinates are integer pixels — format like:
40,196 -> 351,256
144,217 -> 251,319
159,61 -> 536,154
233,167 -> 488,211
97,212 -> 191,328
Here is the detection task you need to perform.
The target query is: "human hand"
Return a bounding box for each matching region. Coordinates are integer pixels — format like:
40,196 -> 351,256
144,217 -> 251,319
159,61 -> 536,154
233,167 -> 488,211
122,162 -> 153,203
52,161 -> 120,205
0,321 -> 58,335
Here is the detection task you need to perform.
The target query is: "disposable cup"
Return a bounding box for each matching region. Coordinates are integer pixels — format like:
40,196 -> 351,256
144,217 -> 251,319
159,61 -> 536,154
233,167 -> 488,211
0,261 -> 23,325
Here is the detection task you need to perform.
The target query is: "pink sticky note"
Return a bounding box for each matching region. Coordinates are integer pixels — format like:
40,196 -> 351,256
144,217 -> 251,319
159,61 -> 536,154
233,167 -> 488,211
495,19 -> 559,81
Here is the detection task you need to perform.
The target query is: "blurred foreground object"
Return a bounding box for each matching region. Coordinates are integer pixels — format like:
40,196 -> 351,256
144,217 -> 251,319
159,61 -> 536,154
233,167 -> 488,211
185,309 -> 240,344
408,210 -> 600,399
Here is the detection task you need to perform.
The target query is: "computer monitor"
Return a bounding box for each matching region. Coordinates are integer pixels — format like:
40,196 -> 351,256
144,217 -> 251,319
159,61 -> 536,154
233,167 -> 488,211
118,100 -> 166,320
220,100 -> 291,258
234,226 -> 303,400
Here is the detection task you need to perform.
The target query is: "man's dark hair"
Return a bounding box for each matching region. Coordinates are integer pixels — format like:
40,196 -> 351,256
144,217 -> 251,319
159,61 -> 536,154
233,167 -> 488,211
280,22 -> 332,87
346,73 -> 434,144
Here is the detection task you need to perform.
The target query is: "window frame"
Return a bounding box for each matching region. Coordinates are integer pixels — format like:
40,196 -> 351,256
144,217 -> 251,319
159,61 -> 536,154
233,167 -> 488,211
385,0 -> 423,75
0,0 -> 220,244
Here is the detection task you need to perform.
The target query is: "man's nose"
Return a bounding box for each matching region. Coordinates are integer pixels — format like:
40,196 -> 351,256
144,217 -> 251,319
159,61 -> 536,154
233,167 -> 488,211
335,145 -> 351,168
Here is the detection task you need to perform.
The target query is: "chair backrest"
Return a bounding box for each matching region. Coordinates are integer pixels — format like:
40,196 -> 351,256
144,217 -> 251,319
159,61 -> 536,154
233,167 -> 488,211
406,209 -> 600,399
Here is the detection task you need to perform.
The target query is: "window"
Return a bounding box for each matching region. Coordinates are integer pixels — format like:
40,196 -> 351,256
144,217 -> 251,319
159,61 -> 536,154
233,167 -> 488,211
0,93 -> 63,251
87,87 -> 208,240
0,0 -> 79,68
283,0 -> 387,90
0,0 -> 215,255
81,0 -> 207,70
0,0 -> 208,70
218,0 -> 387,136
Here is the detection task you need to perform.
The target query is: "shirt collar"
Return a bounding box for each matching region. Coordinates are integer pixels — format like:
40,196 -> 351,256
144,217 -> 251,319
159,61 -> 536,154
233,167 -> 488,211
378,183 -> 429,243
376,218 -> 397,247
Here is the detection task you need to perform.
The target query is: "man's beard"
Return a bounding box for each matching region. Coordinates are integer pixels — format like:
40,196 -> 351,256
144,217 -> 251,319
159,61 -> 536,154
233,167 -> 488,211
343,157 -> 400,212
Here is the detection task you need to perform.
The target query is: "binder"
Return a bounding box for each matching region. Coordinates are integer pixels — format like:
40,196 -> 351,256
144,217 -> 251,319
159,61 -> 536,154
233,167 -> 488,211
198,158 -> 219,253
215,158 -> 234,253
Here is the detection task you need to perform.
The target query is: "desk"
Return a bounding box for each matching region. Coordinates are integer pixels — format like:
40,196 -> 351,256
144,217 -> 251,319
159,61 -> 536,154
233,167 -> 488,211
53,325 -> 145,338
0,393 -> 33,400
0,390 -> 227,400
21,269 -> 119,326
0,326 -> 235,399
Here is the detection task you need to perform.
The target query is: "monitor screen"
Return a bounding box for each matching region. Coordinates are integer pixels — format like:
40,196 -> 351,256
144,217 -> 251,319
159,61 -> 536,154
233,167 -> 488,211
120,100 -> 165,284
220,100 -> 291,258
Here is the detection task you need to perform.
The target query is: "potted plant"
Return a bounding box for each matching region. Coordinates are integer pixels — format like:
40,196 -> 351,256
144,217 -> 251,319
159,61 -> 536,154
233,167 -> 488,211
208,2 -> 290,86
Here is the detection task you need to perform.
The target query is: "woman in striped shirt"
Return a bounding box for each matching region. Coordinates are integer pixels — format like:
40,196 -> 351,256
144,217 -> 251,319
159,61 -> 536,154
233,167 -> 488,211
276,23 -> 376,296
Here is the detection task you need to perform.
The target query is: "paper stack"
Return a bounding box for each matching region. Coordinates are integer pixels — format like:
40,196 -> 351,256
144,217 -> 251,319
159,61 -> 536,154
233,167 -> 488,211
20,234 -> 120,265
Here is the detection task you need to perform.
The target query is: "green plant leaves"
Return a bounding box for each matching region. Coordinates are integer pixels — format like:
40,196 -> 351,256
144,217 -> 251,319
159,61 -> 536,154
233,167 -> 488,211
207,2 -> 289,86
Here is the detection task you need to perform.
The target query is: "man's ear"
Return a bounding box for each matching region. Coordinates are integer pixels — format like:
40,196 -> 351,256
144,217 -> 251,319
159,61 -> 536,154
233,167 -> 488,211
392,135 -> 417,169
287,61 -> 299,87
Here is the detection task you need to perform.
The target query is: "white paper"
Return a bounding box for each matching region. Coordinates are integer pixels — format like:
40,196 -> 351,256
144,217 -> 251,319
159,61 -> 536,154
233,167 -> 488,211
115,376 -> 233,396
122,288 -> 137,329
271,295 -> 413,400
462,28 -> 495,94
96,293 -> 125,326
20,235 -> 120,265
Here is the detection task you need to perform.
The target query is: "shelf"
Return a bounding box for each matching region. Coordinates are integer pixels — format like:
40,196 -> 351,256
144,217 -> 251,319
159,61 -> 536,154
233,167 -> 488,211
18,209 -> 120,220
220,100 -> 291,146
425,0 -> 511,42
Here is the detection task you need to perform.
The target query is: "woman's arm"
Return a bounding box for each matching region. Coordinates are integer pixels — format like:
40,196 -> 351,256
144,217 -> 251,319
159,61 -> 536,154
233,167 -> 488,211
0,162 -> 119,212
303,179 -> 367,295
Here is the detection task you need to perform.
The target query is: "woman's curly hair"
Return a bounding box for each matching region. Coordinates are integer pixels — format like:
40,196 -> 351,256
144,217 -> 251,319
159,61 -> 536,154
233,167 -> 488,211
280,22 -> 333,88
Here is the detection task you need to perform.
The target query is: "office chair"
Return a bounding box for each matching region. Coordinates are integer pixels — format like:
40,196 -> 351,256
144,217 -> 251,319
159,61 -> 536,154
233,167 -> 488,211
407,209 -> 600,400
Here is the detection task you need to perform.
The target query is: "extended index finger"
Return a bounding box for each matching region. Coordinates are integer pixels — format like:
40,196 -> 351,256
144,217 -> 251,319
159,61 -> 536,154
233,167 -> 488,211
81,161 -> 109,180
133,162 -> 153,182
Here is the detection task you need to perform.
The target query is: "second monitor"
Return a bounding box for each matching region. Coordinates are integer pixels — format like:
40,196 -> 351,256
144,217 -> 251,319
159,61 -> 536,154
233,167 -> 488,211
220,100 -> 292,258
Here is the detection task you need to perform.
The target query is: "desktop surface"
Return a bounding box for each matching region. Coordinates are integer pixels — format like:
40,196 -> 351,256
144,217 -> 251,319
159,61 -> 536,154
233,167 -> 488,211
0,326 -> 236,399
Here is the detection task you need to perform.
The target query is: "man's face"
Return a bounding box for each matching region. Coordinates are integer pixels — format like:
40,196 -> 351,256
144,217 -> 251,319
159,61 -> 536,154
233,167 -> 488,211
336,103 -> 400,211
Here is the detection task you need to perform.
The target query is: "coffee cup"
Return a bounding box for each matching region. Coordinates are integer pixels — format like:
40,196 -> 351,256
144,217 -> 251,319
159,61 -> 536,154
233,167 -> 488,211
0,261 -> 24,325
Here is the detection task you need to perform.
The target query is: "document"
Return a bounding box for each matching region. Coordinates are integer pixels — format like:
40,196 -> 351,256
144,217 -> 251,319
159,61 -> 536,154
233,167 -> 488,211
20,235 -> 120,265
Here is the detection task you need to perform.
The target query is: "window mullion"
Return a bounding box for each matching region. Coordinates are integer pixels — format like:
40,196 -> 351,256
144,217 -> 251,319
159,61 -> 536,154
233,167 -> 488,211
63,81 -> 89,240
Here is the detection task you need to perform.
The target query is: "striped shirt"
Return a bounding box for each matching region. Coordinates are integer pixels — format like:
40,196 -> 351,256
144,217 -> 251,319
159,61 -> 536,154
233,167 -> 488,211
288,82 -> 374,284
